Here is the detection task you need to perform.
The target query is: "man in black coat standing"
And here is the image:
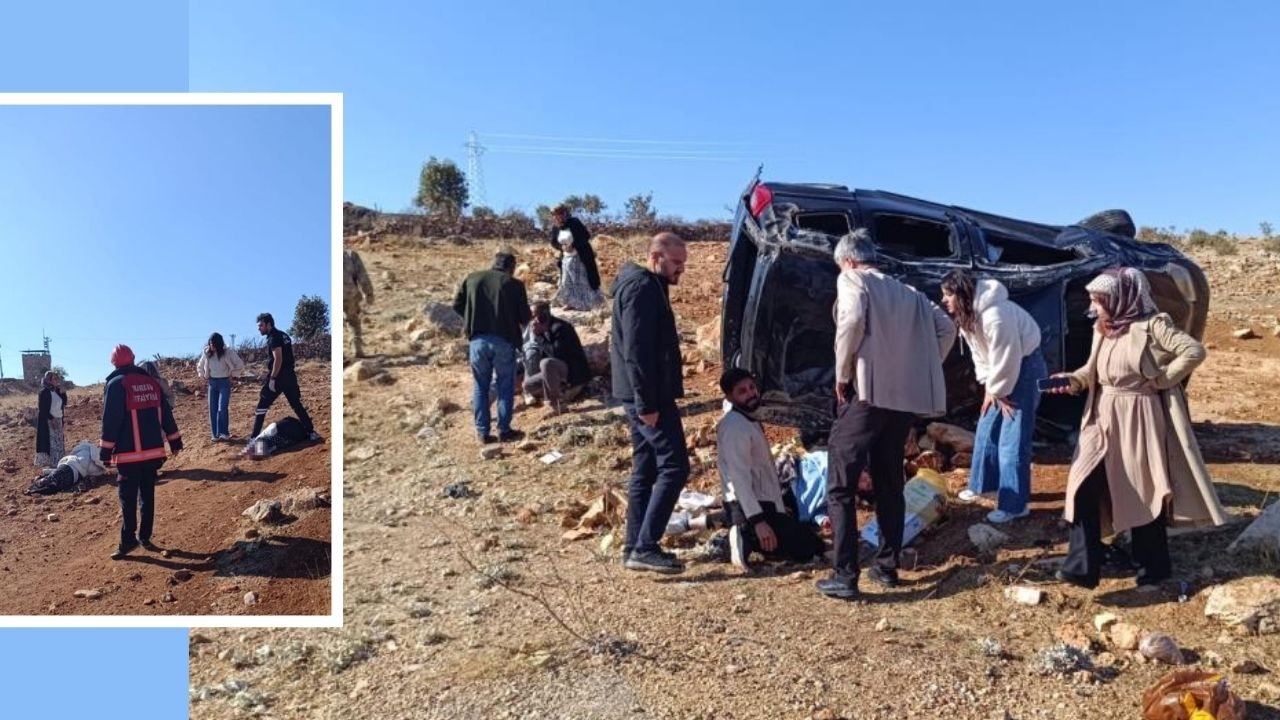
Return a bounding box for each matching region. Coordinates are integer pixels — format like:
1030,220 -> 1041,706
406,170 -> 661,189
610,232 -> 690,574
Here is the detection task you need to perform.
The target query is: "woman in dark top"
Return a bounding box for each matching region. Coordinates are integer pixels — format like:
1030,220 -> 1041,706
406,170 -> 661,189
35,371 -> 68,468
548,204 -> 603,310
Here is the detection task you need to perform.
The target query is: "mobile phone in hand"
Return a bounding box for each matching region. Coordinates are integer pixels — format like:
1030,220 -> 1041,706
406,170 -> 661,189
1037,376 -> 1072,392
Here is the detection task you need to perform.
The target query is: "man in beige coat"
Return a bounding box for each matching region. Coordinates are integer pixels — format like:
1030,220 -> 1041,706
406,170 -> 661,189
816,229 -> 956,600
344,248 -> 375,358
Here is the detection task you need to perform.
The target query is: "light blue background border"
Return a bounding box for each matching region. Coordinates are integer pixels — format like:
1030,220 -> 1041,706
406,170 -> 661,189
0,629 -> 189,715
0,0 -> 188,92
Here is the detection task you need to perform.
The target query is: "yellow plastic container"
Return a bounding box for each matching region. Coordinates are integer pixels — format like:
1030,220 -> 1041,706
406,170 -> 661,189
902,469 -> 947,526
860,469 -> 948,548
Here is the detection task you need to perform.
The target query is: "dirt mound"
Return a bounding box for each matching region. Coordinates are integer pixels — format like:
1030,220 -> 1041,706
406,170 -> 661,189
0,361 -> 332,616
0,378 -> 38,397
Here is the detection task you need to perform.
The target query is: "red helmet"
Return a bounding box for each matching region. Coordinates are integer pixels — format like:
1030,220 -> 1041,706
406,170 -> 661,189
110,344 -> 135,368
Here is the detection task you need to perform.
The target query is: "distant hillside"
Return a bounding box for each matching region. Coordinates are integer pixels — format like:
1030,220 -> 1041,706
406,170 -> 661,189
343,202 -> 732,243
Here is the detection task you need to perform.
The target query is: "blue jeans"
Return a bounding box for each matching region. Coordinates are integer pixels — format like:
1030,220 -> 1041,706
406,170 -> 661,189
968,350 -> 1047,514
469,335 -> 517,436
207,377 -> 232,438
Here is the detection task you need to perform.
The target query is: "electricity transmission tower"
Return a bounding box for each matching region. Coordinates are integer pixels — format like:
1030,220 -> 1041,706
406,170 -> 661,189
465,131 -> 488,209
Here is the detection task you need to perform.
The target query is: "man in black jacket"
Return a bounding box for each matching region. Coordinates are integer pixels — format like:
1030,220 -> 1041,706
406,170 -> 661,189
611,232 -> 690,574
248,313 -> 321,446
100,344 -> 183,559
521,301 -> 591,414
454,249 -> 532,443
548,204 -> 601,292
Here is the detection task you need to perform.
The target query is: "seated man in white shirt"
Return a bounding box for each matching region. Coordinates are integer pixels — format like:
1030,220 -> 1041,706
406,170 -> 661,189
716,368 -> 825,570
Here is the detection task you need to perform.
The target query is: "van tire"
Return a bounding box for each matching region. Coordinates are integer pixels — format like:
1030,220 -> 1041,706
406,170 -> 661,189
1078,209 -> 1136,238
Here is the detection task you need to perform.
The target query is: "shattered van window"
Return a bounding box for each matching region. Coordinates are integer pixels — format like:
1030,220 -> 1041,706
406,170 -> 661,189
983,231 -> 1082,266
788,228 -> 842,251
872,215 -> 954,259
795,212 -> 851,238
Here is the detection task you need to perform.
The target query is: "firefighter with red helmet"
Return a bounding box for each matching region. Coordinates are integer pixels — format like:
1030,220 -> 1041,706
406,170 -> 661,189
99,344 -> 183,560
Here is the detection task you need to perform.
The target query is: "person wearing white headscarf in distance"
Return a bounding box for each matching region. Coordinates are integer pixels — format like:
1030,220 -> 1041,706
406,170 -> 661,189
34,371 -> 68,468
1045,267 -> 1227,590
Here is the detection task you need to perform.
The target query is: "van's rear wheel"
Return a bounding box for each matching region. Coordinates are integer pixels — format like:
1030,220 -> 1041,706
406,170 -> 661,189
1078,209 -> 1136,238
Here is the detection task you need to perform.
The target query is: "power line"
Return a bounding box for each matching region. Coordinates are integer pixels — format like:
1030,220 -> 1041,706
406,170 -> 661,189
487,144 -> 744,157
482,131 -> 763,147
52,336 -> 212,344
485,146 -> 746,162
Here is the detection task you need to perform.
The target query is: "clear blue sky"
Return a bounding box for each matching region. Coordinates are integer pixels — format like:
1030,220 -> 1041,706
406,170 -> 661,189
0,629 -> 188,716
190,0 -> 1278,233
0,103 -> 331,385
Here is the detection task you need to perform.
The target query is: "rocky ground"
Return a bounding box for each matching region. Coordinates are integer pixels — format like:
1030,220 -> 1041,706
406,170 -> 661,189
0,361 -> 332,616
189,235 -> 1279,719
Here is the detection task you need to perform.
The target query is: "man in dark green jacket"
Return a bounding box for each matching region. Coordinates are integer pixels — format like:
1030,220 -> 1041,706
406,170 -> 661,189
453,250 -> 531,444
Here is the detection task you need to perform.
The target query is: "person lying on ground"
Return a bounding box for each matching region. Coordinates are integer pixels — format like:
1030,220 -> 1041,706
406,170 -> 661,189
26,440 -> 109,495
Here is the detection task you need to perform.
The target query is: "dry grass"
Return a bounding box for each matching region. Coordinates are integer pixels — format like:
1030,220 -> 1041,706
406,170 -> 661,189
0,386 -> 97,413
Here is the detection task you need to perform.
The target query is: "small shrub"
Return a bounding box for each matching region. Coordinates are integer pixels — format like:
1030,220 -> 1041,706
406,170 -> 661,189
1136,225 -> 1184,246
1185,229 -> 1238,255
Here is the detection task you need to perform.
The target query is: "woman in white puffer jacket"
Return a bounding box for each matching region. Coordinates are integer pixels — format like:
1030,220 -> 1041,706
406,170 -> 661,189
941,270 -> 1047,523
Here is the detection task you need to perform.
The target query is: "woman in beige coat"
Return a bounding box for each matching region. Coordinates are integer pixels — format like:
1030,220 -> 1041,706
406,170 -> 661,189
1047,267 -> 1227,589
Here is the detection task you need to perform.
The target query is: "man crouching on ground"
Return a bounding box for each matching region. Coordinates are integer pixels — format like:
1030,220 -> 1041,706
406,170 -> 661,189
717,368 -> 825,570
100,344 -> 183,560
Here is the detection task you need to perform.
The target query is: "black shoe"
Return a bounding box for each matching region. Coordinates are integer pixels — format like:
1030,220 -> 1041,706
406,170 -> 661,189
1102,542 -> 1136,569
867,565 -> 900,588
139,540 -> 160,552
498,429 -> 525,443
623,550 -> 684,574
1055,569 -> 1100,590
621,548 -> 677,564
478,432 -> 497,444
815,576 -> 860,600
1136,569 -> 1171,587
111,541 -> 139,560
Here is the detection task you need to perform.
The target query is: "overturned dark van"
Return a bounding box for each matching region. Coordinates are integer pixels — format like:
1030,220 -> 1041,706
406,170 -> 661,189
720,173 -> 1209,434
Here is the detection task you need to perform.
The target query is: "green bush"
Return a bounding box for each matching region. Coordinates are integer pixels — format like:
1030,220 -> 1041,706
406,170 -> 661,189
1185,228 -> 1238,255
1136,225 -> 1184,246
290,295 -> 331,341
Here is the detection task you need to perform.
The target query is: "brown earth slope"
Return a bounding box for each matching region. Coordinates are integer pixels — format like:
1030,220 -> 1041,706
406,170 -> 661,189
0,361 -> 333,616
189,236 -> 1279,720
